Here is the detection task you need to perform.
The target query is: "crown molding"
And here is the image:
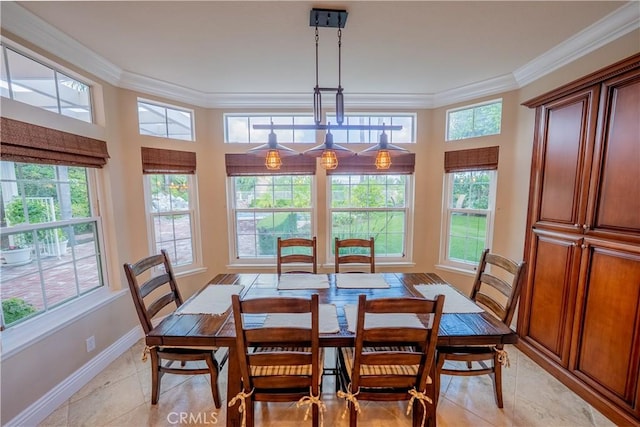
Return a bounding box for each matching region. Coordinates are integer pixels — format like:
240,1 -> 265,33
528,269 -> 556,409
514,1 -> 640,87
2,2 -> 637,110
1,2 -> 122,85
433,73 -> 519,108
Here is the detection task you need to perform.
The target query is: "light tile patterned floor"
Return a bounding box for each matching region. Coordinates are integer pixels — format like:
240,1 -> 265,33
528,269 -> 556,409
40,340 -> 617,427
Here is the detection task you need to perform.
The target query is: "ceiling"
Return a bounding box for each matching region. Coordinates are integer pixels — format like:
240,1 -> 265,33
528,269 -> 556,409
4,1 -> 638,108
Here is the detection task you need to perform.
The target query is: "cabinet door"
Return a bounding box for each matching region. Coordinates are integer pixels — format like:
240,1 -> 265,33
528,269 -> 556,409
534,87 -> 599,233
571,239 -> 640,417
523,229 -> 582,366
587,70 -> 640,243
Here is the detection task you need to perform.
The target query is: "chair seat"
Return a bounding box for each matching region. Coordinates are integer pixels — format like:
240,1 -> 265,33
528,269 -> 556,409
251,347 -> 324,377
341,347 -> 430,380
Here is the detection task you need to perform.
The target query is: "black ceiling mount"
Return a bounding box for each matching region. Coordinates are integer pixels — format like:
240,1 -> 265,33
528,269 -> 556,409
310,8 -> 348,28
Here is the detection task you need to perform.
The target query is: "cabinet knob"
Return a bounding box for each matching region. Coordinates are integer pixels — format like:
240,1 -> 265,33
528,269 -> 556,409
582,224 -> 589,230
581,244 -> 587,249
574,223 -> 580,228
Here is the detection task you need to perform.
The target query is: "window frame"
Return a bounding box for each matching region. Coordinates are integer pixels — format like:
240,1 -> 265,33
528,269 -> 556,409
439,170 -> 497,271
325,112 -> 417,144
226,174 -> 316,266
0,40 -> 94,123
445,99 -> 502,142
137,98 -> 195,141
142,173 -> 202,273
223,113 -> 317,144
327,174 -> 414,264
0,164 -> 108,330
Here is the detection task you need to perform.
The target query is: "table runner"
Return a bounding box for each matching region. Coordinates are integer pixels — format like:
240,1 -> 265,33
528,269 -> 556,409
344,304 -> 428,332
177,284 -> 243,315
335,273 -> 390,289
262,304 -> 340,333
414,284 -> 484,313
277,274 -> 330,290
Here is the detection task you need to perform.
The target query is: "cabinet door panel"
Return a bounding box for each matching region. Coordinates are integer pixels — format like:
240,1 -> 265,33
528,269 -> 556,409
588,72 -> 640,241
537,88 -> 598,231
573,241 -> 640,412
525,231 -> 581,365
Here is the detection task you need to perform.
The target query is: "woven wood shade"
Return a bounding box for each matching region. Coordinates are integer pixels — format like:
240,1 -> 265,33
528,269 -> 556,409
225,153 -> 316,176
0,117 -> 109,168
141,147 -> 196,174
326,153 -> 415,175
444,146 -> 499,172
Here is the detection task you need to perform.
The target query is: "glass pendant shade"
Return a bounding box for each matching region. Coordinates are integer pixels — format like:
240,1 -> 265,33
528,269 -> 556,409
320,150 -> 339,169
374,150 -> 392,170
265,149 -> 282,170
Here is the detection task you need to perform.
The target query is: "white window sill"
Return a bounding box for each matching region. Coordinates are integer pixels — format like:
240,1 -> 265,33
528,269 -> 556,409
0,287 -> 127,360
174,266 -> 207,278
435,264 -> 477,277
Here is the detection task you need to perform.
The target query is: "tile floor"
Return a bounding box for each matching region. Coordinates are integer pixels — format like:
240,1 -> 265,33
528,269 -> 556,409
40,340 -> 617,427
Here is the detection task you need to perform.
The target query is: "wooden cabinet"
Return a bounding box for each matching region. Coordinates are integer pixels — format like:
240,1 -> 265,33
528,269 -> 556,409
519,53 -> 640,425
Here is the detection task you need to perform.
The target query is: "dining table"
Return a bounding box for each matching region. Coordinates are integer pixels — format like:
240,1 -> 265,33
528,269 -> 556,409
146,272 -> 518,427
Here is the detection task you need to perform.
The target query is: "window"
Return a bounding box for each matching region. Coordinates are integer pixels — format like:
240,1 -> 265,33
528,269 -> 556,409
329,174 -> 411,260
0,43 -> 92,123
137,99 -> 194,141
446,99 -> 502,141
144,174 -> 200,270
229,175 -> 314,260
326,113 -> 416,143
0,161 -> 105,328
441,170 -> 496,268
224,114 -> 316,143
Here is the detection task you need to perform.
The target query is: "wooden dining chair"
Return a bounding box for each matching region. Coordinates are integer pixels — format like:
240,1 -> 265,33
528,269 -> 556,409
230,293 -> 324,427
123,250 -> 225,406
334,237 -> 375,273
435,248 -> 525,408
277,237 -> 317,275
336,294 -> 445,427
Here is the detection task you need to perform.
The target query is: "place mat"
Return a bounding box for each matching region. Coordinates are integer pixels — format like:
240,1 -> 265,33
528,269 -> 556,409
177,285 -> 243,315
414,284 -> 484,313
262,304 -> 340,334
344,304 -> 427,333
277,274 -> 330,290
335,273 -> 390,289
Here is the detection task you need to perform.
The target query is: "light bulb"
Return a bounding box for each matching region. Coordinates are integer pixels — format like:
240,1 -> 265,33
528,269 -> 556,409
320,150 -> 338,170
374,150 -> 392,170
265,150 -> 282,170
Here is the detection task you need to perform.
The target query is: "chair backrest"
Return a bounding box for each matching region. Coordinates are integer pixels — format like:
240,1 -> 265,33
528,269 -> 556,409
351,294 -> 445,392
123,249 -> 183,334
231,294 -> 321,394
470,248 -> 526,327
277,237 -> 317,275
334,237 -> 375,273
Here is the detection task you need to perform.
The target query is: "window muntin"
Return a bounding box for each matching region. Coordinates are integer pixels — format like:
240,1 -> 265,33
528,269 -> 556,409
326,114 -> 416,144
329,175 -> 410,259
224,114 -> 316,143
0,161 -> 104,328
446,100 -> 502,141
144,174 -> 199,269
441,170 -> 496,268
137,99 -> 194,141
230,175 -> 314,259
0,44 -> 92,123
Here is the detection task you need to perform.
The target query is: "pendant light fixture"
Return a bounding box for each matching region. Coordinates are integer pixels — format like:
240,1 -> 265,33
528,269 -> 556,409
246,123 -> 298,170
359,127 -> 409,170
250,9 -> 407,169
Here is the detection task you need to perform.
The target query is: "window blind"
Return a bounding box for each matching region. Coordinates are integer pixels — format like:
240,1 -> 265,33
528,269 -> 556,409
141,147 -> 196,174
444,146 -> 499,172
225,153 -> 316,176
326,153 -> 415,175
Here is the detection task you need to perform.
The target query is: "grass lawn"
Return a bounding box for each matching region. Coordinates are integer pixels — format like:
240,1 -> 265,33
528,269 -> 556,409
449,213 -> 486,263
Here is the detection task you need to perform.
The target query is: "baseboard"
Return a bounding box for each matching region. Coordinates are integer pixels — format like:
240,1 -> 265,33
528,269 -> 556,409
5,326 -> 143,427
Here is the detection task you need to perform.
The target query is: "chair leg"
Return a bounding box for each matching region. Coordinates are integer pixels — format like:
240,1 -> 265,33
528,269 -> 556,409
246,398 -> 255,427
493,353 -> 503,408
150,350 -> 161,405
349,402 -> 358,427
206,354 -> 221,408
